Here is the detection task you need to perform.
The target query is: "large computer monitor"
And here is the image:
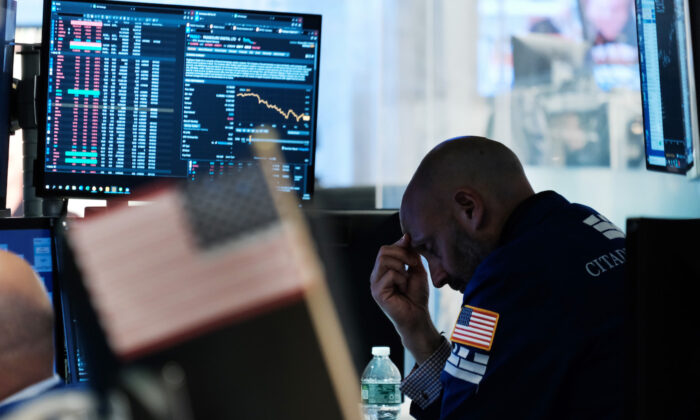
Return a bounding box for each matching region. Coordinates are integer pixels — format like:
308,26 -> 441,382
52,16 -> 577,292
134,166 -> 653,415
37,0 -> 321,200
635,0 -> 697,174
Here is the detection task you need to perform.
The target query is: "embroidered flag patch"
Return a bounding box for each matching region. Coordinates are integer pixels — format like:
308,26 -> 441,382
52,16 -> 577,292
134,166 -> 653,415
450,305 -> 499,351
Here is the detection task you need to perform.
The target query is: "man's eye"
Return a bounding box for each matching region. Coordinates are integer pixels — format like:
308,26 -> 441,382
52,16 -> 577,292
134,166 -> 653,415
426,246 -> 440,258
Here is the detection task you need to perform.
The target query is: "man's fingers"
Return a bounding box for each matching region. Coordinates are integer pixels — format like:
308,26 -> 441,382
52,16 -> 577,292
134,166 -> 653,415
372,268 -> 409,302
377,257 -> 409,279
377,243 -> 422,268
394,233 -> 411,248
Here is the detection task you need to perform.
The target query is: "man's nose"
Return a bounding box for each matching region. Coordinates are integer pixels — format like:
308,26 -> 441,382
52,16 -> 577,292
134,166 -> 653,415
427,259 -> 447,288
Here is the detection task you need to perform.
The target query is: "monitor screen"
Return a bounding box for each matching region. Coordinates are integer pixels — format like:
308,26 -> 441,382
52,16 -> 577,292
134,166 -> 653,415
0,226 -> 55,298
0,218 -> 90,383
635,0 -> 696,174
0,219 -> 62,377
38,0 -> 321,200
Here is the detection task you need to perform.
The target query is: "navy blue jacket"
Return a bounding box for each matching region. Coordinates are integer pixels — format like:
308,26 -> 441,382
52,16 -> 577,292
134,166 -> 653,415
413,191 -> 625,419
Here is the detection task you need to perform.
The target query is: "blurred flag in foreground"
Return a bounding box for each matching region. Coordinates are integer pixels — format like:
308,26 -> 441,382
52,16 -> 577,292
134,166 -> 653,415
67,159 -> 360,419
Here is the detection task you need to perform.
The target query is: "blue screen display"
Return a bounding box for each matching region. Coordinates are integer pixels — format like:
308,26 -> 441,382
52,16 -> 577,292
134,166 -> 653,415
636,0 -> 696,174
0,228 -> 54,298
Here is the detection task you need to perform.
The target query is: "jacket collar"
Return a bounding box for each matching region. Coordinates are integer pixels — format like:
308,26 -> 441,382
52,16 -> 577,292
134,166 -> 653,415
497,191 -> 569,247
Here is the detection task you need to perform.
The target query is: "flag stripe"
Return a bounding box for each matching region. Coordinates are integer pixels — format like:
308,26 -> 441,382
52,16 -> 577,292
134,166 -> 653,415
453,331 -> 490,344
470,312 -> 497,322
452,332 -> 490,346
465,324 -> 492,334
455,326 -> 491,340
460,326 -> 493,338
469,319 -> 495,330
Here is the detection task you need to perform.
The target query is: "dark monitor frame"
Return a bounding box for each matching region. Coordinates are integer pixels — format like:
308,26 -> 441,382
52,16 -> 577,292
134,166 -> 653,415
0,216 -> 68,381
624,217 -> 700,418
36,0 -> 322,201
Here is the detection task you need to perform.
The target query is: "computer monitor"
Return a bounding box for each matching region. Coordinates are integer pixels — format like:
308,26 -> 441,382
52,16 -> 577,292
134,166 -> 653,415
37,0 -> 321,200
511,33 -> 589,87
0,217 -> 67,380
624,217 -> 700,418
0,0 -> 16,211
635,0 -> 697,174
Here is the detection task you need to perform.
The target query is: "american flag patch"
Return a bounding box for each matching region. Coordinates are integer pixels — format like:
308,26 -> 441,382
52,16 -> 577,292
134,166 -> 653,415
450,305 -> 499,351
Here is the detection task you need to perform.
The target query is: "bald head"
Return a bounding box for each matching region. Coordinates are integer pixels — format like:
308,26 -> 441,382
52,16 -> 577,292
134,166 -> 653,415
0,250 -> 55,399
405,136 -> 533,207
399,137 -> 535,291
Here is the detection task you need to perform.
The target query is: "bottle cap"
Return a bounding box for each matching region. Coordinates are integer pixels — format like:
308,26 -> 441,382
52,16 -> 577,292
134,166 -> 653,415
372,346 -> 390,356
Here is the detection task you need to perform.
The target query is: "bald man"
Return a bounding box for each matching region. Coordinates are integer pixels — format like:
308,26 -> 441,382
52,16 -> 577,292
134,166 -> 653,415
370,137 -> 624,419
0,250 -> 61,415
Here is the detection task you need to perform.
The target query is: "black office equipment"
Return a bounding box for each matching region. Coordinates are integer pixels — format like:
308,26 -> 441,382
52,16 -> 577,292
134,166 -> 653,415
37,0 -> 321,201
635,0 -> 697,175
305,209 -> 405,376
624,218 -> 700,419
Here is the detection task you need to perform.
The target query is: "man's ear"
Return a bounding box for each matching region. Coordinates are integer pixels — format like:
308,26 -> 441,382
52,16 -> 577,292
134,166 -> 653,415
453,188 -> 484,231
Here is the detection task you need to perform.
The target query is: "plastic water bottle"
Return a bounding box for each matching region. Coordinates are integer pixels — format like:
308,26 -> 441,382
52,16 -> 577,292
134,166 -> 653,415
361,346 -> 402,420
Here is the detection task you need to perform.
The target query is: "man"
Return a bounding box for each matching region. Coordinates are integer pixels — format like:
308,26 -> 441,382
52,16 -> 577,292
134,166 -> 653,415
370,137 -> 624,419
0,250 -> 62,416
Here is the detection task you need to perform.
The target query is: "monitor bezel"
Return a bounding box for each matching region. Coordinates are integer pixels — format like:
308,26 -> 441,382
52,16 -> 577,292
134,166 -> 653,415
36,0 -> 322,200
0,216 -> 67,382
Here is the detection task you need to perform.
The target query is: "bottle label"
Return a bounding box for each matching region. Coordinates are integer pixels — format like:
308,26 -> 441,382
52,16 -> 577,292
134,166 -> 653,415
361,383 -> 402,405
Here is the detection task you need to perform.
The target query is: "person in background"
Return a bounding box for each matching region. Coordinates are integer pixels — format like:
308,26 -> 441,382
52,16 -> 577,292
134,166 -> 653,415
581,0 -> 639,91
370,137 -> 624,418
0,250 -> 62,416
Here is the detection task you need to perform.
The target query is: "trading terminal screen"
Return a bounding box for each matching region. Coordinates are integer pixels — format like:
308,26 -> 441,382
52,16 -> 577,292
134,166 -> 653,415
636,0 -> 696,174
38,0 -> 321,199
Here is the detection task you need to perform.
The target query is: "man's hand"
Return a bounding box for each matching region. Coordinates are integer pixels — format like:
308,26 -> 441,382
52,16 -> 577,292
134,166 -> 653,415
370,234 -> 443,364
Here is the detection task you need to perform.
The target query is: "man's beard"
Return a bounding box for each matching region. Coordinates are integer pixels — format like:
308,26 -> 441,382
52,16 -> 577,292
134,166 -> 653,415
446,225 -> 489,293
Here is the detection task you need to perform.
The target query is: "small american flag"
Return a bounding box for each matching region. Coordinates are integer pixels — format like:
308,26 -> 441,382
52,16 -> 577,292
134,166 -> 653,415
450,305 -> 499,351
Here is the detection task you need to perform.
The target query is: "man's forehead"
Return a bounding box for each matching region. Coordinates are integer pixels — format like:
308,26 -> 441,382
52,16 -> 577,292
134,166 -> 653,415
399,193 -> 431,242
